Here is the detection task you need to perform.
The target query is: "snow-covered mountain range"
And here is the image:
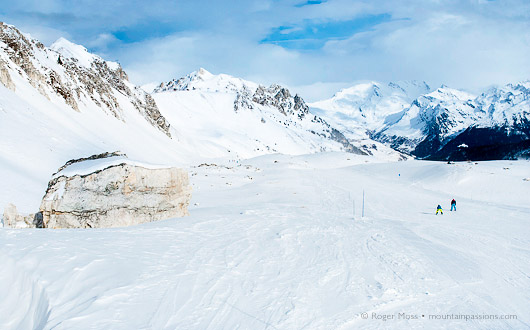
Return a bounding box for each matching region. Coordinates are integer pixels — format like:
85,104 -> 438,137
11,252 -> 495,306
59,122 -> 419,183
312,80 -> 530,160
375,82 -> 530,160
374,86 -> 481,156
1,22 -> 529,330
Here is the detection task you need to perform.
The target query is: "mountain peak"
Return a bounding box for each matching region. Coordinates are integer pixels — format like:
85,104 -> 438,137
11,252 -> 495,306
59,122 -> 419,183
154,69 -> 258,93
332,81 -> 380,99
50,37 -> 99,67
428,85 -> 475,101
196,67 -> 213,78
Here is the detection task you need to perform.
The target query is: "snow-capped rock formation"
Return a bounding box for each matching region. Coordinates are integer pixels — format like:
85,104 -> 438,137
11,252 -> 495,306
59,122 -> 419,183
155,67 -> 258,94
0,23 -> 170,136
153,68 -> 366,156
40,153 -> 191,228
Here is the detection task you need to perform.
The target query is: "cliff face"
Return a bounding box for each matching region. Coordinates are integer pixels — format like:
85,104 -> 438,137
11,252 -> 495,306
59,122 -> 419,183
39,158 -> 191,228
0,22 -> 171,136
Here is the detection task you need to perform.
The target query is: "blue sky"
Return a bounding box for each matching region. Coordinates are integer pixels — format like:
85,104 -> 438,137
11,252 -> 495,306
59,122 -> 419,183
1,0 -> 530,101
261,14 -> 393,50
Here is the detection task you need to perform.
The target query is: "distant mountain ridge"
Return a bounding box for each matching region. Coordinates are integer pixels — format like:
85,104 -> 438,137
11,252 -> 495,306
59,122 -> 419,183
375,82 -> 530,160
0,22 -> 381,167
310,80 -> 431,140
313,79 -> 530,160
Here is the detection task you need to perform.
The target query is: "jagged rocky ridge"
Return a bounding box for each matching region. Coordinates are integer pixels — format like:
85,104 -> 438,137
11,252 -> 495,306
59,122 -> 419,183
155,69 -> 366,155
0,22 -> 171,136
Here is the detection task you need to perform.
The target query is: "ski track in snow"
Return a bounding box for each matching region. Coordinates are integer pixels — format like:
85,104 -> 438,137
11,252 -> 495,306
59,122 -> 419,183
1,154 -> 529,329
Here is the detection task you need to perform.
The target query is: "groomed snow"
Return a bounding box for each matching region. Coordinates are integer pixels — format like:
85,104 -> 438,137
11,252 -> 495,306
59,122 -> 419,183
1,153 -> 528,329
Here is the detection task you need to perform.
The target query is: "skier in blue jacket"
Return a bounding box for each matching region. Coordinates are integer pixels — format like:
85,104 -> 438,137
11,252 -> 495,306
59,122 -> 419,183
436,205 -> 443,215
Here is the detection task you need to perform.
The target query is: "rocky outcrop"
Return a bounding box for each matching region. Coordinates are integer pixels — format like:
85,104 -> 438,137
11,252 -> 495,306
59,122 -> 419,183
0,58 -> 15,91
2,203 -> 42,228
39,154 -> 191,228
252,84 -> 309,120
233,85 -> 255,112
0,22 -> 171,136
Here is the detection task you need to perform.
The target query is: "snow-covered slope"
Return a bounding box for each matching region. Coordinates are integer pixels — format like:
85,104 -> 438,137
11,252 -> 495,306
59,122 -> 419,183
475,81 -> 530,127
152,68 -> 366,158
0,22 -> 170,135
1,154 -> 528,329
310,81 -> 431,139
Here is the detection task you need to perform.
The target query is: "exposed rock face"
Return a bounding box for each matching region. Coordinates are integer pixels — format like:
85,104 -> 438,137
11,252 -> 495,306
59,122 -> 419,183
2,203 -> 42,228
40,158 -> 191,228
233,85 -> 255,112
0,58 -> 14,91
252,84 -> 309,119
0,22 -> 171,137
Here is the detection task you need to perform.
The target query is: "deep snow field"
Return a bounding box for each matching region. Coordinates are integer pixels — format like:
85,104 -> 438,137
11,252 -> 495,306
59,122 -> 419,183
1,153 -> 529,329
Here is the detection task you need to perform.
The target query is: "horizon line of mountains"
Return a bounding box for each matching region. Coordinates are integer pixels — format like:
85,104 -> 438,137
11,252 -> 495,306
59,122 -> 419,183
1,21 -> 529,162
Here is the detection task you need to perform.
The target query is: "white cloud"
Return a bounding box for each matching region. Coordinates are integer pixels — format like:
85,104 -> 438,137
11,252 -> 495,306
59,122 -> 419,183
319,10 -> 530,91
86,33 -> 119,50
